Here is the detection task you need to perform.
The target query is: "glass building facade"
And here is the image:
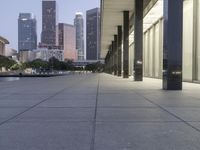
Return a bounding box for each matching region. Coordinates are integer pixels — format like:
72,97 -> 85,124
18,13 -> 37,51
74,12 -> 84,60
86,8 -> 101,60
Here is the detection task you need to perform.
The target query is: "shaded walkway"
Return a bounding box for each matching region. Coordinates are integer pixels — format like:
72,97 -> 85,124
0,73 -> 200,150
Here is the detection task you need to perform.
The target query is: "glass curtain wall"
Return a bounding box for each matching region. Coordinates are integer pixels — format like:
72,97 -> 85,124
129,31 -> 134,76
124,0 -> 196,81
159,19 -> 163,78
196,0 -> 200,80
143,0 -> 194,81
183,0 -> 193,81
154,22 -> 160,78
143,19 -> 163,79
144,32 -> 149,76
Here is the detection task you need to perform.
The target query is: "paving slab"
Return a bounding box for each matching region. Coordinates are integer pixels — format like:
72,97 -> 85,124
12,107 -> 95,122
98,93 -> 155,107
0,99 -> 43,107
96,108 -> 179,122
0,122 -> 92,150
38,99 -> 96,108
166,108 -> 200,122
0,108 -> 27,123
94,122 -> 200,150
0,94 -> 51,101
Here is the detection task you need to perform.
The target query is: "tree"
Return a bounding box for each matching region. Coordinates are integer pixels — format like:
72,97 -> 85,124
65,59 -> 75,70
10,63 -> 21,71
85,62 -> 104,73
48,57 -> 61,70
26,59 -> 49,69
0,55 -> 16,69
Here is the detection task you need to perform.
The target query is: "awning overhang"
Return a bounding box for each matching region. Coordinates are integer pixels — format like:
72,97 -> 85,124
100,0 -> 157,58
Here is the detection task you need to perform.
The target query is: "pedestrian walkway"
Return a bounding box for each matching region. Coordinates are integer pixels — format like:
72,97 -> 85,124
0,73 -> 200,150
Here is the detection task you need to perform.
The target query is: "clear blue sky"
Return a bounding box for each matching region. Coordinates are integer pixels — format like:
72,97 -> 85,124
0,0 -> 100,50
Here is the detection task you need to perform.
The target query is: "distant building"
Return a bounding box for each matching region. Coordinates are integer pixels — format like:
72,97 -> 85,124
0,36 -> 9,56
74,12 -> 84,60
57,23 -> 77,61
86,8 -> 101,60
19,48 -> 64,63
5,48 -> 17,57
41,0 -> 56,47
34,48 -> 64,62
19,50 -> 35,63
18,13 -> 37,51
38,42 -> 60,49
73,60 -> 104,67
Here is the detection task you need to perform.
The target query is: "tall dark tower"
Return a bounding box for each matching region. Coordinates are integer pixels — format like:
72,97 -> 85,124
86,8 -> 100,60
41,0 -> 56,47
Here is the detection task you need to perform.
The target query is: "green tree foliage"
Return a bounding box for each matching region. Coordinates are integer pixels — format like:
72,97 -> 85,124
0,55 -> 16,69
48,57 -> 61,70
10,63 -> 21,71
26,59 -> 49,69
21,57 -> 75,71
85,62 -> 104,73
48,57 -> 75,70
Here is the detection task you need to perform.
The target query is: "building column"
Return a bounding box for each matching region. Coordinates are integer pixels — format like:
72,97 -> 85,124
163,0 -> 183,90
134,0 -> 143,81
108,45 -> 112,74
117,26 -> 122,76
123,11 -> 129,78
105,49 -> 110,73
111,41 -> 114,74
114,35 -> 118,75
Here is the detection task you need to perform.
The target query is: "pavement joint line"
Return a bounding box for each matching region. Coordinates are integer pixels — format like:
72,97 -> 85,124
0,107 -> 95,109
90,75 -> 100,150
5,120 -> 93,123
34,106 -> 95,108
0,75 -> 89,127
95,121 -> 188,123
134,90 -> 200,133
97,106 -> 158,108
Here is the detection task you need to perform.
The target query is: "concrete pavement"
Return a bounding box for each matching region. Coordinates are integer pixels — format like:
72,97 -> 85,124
0,73 -> 200,150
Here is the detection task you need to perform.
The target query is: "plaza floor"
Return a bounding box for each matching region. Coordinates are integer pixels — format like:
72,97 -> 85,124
0,73 -> 200,150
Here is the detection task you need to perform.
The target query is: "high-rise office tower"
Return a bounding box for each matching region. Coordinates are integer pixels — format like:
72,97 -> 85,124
74,12 -> 84,60
57,23 -> 77,61
86,8 -> 100,60
41,0 -> 56,47
18,13 -> 37,51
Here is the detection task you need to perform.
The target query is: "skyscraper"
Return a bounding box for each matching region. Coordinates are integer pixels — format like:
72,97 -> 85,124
74,12 -> 84,60
41,0 -> 56,47
18,13 -> 37,51
86,8 -> 100,60
57,23 -> 77,61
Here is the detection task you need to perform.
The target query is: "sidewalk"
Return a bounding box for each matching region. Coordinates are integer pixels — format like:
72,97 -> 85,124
0,73 -> 200,150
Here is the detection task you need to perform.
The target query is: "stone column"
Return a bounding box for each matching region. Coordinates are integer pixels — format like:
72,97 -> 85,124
123,11 -> 129,78
114,35 -> 118,75
134,0 -> 143,81
163,0 -> 183,90
117,26 -> 122,76
111,41 -> 114,74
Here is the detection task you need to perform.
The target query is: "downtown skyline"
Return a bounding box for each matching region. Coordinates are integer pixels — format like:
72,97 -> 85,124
0,0 -> 100,51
